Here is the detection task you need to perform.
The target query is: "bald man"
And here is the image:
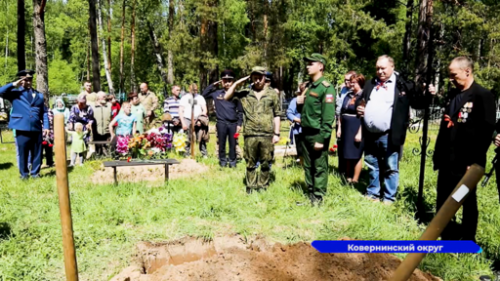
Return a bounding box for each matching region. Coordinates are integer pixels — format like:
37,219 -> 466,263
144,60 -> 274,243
139,82 -> 159,126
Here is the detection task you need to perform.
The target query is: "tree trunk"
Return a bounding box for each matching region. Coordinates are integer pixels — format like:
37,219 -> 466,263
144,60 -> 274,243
130,0 -> 137,92
148,22 -> 168,86
107,0 -> 112,72
87,39 -> 91,80
32,0 -> 49,98
98,0 -> 114,94
199,0 -> 218,90
17,0 -> 26,71
415,0 -> 433,85
476,38 -> 483,64
167,0 -> 175,84
263,0 -> 268,59
402,0 -> 414,71
89,0 -> 101,91
119,0 -> 126,92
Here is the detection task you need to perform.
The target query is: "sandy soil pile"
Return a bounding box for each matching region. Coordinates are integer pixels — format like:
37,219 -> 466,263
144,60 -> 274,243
111,235 -> 440,281
91,159 -> 209,184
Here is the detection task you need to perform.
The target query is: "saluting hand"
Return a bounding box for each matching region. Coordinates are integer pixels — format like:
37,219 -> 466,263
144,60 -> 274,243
235,76 -> 250,86
214,80 -> 222,86
495,134 -> 500,147
13,77 -> 26,88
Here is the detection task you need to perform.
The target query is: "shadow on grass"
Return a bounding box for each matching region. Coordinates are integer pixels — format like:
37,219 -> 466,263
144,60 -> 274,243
329,162 -> 370,196
399,185 -> 435,224
0,222 -> 12,240
0,162 -> 13,170
42,166 -> 74,177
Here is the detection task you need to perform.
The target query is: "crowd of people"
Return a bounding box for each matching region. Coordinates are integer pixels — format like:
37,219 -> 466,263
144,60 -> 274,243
0,53 -> 499,242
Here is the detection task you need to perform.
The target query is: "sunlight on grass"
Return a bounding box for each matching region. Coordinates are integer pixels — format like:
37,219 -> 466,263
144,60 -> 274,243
0,127 -> 498,280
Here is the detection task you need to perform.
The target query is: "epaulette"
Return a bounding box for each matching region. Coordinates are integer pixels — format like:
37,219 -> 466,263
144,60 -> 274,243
322,80 -> 331,87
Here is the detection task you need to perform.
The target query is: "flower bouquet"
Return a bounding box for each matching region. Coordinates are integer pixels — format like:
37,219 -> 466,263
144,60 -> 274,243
114,127 -> 173,160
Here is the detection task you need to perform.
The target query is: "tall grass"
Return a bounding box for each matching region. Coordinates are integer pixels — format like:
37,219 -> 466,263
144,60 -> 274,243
0,128 -> 498,280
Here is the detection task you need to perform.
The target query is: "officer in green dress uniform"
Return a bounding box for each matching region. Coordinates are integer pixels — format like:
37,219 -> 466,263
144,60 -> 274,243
224,66 -> 281,193
297,53 -> 336,205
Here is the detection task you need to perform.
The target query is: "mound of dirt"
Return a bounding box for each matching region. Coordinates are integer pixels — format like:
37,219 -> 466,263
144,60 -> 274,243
111,235 -> 440,281
91,159 -> 209,184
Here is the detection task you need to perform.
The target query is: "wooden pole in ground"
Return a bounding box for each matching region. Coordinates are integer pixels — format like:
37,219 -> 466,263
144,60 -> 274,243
390,164 -> 484,281
54,114 -> 79,281
190,97 -> 196,158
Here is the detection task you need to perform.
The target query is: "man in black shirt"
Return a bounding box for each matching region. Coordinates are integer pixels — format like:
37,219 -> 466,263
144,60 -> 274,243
432,56 -> 496,242
202,69 -> 243,167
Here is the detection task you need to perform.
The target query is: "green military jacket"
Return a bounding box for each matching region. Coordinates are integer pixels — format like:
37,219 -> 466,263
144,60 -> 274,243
301,76 -> 336,142
235,87 -> 280,137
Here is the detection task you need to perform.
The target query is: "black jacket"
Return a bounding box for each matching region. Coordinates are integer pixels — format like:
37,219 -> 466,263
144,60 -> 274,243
433,82 -> 496,170
202,84 -> 243,126
357,74 -> 430,146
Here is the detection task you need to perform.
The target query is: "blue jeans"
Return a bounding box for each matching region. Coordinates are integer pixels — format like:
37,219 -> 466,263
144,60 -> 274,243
364,133 -> 400,202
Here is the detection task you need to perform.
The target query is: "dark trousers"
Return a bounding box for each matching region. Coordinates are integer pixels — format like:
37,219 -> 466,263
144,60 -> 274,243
216,121 -> 237,167
94,132 -> 111,156
436,165 -> 478,241
16,130 -> 43,178
43,143 -> 54,166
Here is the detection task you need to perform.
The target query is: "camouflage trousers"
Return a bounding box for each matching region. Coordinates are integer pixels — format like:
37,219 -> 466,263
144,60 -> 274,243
244,136 -> 274,189
215,124 -> 243,160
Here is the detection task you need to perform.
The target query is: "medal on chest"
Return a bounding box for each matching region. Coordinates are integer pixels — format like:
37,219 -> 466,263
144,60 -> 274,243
457,102 -> 473,123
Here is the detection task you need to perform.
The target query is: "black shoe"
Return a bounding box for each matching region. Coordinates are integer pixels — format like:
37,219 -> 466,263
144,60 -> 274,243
310,194 -> 323,206
220,162 -> 227,168
246,187 -> 253,194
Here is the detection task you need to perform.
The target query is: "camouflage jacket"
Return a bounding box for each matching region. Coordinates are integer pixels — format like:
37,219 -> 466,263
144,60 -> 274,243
234,87 -> 280,137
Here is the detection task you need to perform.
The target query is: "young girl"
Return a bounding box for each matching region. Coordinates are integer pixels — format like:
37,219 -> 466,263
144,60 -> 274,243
67,123 -> 88,166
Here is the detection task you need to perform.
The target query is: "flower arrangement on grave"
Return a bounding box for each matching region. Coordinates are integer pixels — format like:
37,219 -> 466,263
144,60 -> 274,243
114,128 -> 173,159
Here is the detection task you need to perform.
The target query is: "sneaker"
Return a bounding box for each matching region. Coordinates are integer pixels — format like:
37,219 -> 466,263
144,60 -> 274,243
365,195 -> 380,202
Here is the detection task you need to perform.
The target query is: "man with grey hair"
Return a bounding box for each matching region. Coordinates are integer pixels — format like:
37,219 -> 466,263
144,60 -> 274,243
92,91 -> 112,156
357,55 -> 432,205
432,56 -> 495,242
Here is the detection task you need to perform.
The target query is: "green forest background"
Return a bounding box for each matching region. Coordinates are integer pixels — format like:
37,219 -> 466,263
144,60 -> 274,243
0,0 -> 499,100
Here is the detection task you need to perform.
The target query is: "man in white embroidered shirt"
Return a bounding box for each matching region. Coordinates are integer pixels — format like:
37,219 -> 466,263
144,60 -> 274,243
357,55 -> 431,205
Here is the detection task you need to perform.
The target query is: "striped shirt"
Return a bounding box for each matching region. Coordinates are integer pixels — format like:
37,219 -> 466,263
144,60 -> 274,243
163,96 -> 181,119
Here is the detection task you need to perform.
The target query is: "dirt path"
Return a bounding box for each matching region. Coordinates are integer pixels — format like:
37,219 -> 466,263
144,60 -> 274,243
111,235 -> 440,281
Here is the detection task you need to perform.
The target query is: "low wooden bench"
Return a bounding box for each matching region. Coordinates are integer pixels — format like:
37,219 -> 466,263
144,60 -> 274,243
103,159 -> 180,185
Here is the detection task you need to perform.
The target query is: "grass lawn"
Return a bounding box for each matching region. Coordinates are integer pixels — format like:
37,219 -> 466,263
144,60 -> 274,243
0,126 -> 499,281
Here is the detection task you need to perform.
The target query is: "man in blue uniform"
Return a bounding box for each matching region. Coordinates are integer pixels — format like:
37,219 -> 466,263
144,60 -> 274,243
0,70 -> 49,179
202,69 -> 243,167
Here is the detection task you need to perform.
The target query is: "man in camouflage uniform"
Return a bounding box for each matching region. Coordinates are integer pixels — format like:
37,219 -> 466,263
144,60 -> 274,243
298,53 -> 336,205
225,66 -> 281,193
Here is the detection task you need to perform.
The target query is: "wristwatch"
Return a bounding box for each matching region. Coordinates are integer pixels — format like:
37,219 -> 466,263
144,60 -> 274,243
274,133 -> 280,137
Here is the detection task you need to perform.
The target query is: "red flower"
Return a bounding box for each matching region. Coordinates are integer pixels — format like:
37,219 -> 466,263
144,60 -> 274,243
42,141 -> 48,145
48,144 -> 53,148
234,133 -> 240,139
127,157 -> 132,162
